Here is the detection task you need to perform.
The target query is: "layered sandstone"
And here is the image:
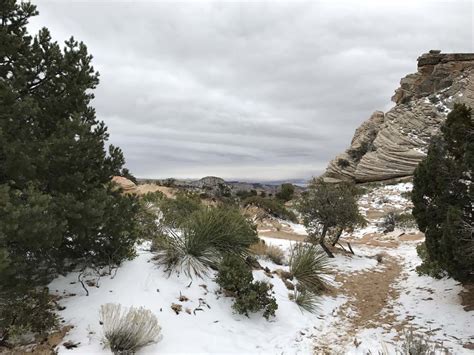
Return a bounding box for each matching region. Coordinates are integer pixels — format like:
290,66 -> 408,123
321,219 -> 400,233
325,51 -> 474,183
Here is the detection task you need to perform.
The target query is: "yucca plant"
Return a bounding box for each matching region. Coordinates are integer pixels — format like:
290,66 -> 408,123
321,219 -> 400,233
153,207 -> 258,278
100,303 -> 161,354
293,287 -> 320,314
289,243 -> 331,295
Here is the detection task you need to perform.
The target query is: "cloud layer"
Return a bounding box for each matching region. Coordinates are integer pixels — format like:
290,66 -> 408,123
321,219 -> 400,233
29,0 -> 473,181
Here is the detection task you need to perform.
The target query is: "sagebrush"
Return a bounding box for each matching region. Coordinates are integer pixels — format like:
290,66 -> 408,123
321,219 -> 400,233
100,303 -> 161,354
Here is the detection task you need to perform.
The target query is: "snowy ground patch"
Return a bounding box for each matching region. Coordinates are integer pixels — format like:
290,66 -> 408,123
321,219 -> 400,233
49,243 -> 344,354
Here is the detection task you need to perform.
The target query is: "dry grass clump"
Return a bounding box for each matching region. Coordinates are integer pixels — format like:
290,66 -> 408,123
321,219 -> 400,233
249,241 -> 285,265
100,303 -> 161,354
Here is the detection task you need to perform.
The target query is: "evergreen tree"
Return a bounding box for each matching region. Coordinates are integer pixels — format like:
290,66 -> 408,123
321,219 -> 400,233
276,183 -> 295,202
0,0 -> 139,291
412,103 -> 473,281
297,178 -> 365,257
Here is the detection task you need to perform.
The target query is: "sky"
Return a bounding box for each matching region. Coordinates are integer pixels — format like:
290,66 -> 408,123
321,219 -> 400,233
28,0 -> 473,182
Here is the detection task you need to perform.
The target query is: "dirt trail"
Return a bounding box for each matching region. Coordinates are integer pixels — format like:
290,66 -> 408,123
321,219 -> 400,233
314,252 -> 405,353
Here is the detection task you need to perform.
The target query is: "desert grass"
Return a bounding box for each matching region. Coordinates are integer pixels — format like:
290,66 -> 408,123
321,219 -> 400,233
100,303 -> 161,354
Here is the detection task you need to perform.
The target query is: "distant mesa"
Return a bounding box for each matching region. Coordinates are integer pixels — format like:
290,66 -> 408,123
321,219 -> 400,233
324,50 -> 474,183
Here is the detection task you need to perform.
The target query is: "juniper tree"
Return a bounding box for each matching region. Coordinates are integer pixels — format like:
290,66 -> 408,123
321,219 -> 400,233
0,0 -> 140,291
412,103 -> 473,281
297,178 -> 365,257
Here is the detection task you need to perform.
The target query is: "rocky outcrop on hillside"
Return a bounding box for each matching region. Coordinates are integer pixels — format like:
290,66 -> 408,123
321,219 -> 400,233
112,176 -> 138,193
325,50 -> 474,183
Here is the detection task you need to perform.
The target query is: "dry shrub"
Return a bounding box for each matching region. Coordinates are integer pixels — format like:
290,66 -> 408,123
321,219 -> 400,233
100,303 -> 161,354
249,241 -> 285,265
249,241 -> 268,256
266,245 -> 285,265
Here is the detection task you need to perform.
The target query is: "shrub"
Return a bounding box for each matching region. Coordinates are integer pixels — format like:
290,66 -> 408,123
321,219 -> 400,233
242,196 -> 297,222
233,281 -> 278,320
380,211 -> 396,233
216,254 -> 253,294
275,183 -> 295,202
216,255 -> 278,320
154,208 -> 258,278
159,193 -> 203,228
399,329 -> 451,355
100,303 -> 161,355
289,243 -> 330,295
141,191 -> 165,204
250,241 -> 285,265
380,212 -> 417,233
401,190 -> 412,200
0,289 -> 58,344
415,243 -> 445,279
266,245 -> 285,265
336,158 -> 351,168
293,288 -> 320,314
236,189 -> 258,200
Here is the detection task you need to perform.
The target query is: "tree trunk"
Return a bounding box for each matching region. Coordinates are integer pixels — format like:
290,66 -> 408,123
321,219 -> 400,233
331,228 -> 344,246
319,225 -> 335,258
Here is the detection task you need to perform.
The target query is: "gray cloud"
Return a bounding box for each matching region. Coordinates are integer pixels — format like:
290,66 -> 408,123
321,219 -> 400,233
29,0 -> 473,181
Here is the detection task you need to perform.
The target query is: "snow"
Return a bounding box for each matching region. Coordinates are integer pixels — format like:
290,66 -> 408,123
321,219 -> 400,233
49,243 -> 345,354
48,181 -> 473,354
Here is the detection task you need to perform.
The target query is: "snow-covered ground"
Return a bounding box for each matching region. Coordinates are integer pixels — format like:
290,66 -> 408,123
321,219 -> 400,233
49,242 -> 347,354
48,182 -> 473,354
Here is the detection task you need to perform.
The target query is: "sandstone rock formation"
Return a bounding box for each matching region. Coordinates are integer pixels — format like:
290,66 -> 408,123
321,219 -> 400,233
325,51 -> 474,183
111,176 -> 138,193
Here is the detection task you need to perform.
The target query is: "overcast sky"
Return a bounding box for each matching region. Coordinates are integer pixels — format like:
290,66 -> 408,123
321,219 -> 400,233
29,0 -> 473,181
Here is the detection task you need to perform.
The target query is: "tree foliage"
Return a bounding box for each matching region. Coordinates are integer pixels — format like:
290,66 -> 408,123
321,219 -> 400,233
297,178 -> 365,257
412,103 -> 473,282
276,183 -> 295,202
0,1 -> 140,339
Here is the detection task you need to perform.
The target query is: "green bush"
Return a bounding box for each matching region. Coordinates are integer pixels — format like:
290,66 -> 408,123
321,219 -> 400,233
242,196 -> 297,222
100,303 -> 161,355
159,193 -> 203,228
276,183 -> 295,202
381,212 -> 417,233
154,208 -> 258,278
415,243 -> 445,279
216,254 -> 253,294
412,104 -> 473,281
141,191 -> 166,204
236,189 -> 258,200
233,281 -> 278,320
336,158 -> 351,168
0,289 -> 58,344
216,255 -> 278,320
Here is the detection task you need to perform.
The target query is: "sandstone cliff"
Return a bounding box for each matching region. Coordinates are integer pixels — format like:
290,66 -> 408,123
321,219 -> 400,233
325,50 -> 474,183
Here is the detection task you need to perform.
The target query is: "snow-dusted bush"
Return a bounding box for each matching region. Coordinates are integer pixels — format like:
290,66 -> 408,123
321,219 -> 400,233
154,207 -> 258,278
100,303 -> 161,354
289,243 -> 330,295
380,211 -> 417,233
399,329 -> 450,355
216,255 -> 278,320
